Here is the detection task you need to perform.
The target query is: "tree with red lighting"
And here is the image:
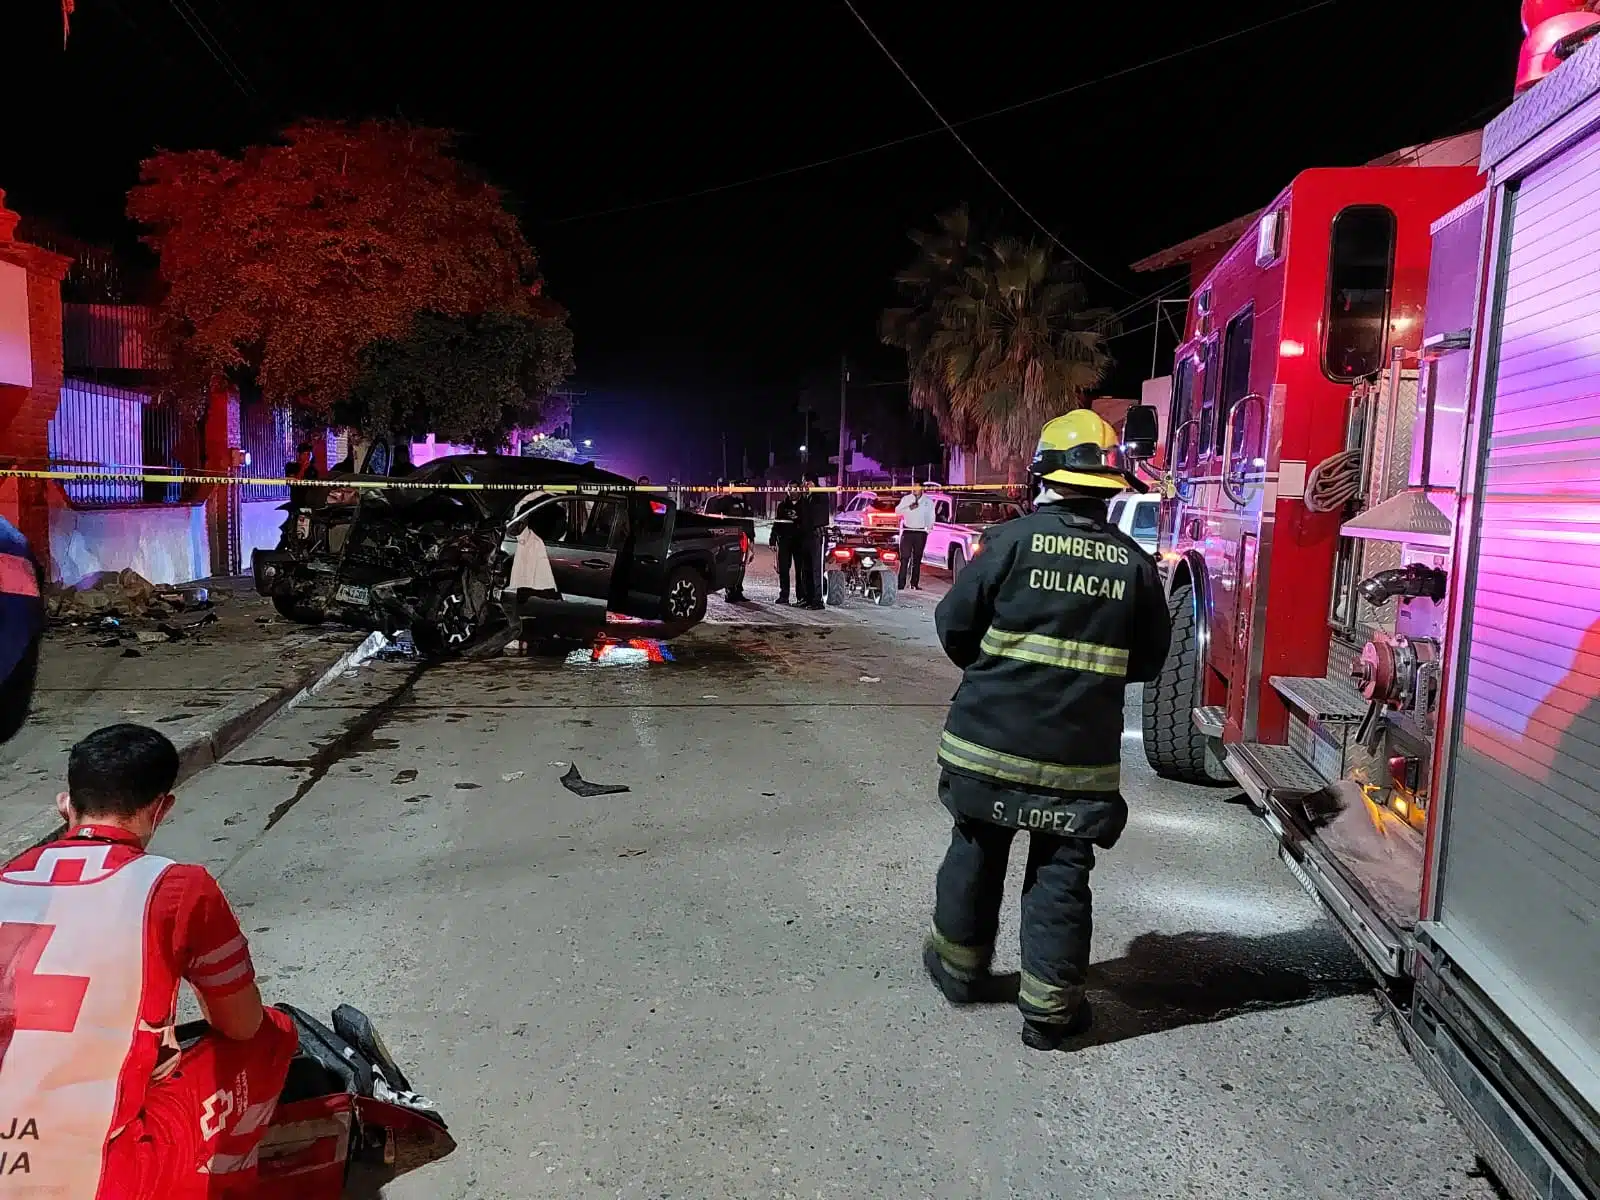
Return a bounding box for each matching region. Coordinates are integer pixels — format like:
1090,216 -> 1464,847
128,119 -> 570,439
339,308 -> 574,450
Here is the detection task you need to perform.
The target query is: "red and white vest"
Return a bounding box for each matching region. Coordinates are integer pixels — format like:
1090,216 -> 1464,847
0,842 -> 173,1197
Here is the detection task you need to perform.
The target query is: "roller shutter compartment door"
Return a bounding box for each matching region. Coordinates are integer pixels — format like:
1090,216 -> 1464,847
1437,127 -> 1600,1114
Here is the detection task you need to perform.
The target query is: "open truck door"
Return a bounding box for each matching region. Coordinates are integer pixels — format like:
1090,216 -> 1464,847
501,488 -> 677,633
609,490 -> 676,619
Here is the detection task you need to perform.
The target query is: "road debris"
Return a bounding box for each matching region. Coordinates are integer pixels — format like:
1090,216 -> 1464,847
859,675 -> 881,683
392,769 -> 419,784
559,763 -> 629,797
618,847 -> 648,858
46,569 -> 213,623
378,630 -> 419,661
501,770 -> 526,782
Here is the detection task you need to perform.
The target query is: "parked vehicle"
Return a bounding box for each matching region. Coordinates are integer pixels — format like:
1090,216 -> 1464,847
836,488 -> 1027,578
834,491 -> 902,533
1107,491 -> 1160,557
822,526 -> 899,607
253,455 -> 747,653
1125,34 -> 1600,1198
690,491 -> 757,594
219,1002 -> 454,1198
923,492 -> 1029,578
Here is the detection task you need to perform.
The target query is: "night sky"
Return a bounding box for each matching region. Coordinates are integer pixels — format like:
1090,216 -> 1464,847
12,1 -> 1523,480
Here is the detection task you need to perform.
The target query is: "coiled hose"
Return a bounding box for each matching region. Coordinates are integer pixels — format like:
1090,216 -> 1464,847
1304,448 -> 1363,513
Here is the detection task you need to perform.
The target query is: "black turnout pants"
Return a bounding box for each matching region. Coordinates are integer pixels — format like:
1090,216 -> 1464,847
931,815 -> 1096,1024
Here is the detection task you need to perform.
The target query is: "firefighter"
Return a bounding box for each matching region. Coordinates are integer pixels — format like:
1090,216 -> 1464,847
923,410 -> 1172,1049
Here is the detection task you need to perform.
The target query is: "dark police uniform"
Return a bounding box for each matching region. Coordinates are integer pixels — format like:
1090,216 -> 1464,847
929,496 -> 1171,1029
771,495 -> 801,603
794,489 -> 828,608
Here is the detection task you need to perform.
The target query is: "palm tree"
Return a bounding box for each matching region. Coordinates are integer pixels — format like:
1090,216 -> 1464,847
882,210 -> 1116,462
879,207 -> 982,448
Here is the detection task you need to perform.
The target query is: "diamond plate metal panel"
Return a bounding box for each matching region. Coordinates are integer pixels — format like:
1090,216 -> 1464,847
1484,32 -> 1600,170
1356,538 -> 1403,640
1272,674 -> 1370,721
1365,369 -> 1419,510
1235,741 -> 1328,797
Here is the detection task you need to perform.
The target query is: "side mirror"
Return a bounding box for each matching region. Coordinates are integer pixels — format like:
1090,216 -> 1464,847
1121,405 -> 1159,459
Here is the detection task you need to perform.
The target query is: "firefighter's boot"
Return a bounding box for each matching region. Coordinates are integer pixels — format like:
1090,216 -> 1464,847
922,940 -> 1011,1005
1020,1001 -> 1094,1051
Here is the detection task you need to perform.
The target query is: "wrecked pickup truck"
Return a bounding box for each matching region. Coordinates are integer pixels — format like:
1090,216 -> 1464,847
252,454 -> 748,656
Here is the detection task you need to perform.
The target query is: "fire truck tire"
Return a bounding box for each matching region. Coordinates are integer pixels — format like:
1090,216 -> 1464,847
1141,582 -> 1224,784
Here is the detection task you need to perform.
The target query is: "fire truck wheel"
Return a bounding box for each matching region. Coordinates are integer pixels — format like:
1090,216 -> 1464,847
1141,582 -> 1225,784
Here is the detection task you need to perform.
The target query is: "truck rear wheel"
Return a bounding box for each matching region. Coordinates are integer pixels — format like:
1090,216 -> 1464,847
1141,582 -> 1227,784
664,568 -> 709,624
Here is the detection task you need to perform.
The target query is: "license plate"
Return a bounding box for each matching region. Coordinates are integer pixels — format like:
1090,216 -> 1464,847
335,584 -> 370,606
296,516 -> 311,539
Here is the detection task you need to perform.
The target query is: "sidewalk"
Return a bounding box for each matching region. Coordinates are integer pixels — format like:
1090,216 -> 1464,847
1,580 -> 381,857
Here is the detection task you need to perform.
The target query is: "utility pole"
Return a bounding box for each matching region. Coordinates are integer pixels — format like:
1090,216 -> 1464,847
836,354 -> 849,496
721,430 -> 728,482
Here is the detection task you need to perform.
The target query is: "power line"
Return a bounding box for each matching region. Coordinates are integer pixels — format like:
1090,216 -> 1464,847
546,1 -> 1338,228
1107,276 -> 1190,324
841,0 -> 1132,294
165,0 -> 257,100
1106,314 -> 1164,343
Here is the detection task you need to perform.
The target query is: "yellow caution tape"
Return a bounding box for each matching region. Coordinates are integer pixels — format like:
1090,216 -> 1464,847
0,467 -> 1031,495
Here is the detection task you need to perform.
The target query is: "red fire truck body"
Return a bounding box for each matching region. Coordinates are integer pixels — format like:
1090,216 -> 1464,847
1130,25 -> 1600,1199
1148,165 -> 1479,773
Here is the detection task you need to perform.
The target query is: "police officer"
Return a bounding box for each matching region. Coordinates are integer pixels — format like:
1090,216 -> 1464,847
794,478 -> 828,610
923,411 -> 1171,1049
770,482 -> 804,605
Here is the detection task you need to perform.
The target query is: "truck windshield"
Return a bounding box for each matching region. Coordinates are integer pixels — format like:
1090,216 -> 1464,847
1324,205 -> 1397,382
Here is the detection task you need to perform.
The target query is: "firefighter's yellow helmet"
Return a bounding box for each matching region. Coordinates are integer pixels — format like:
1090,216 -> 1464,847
1030,410 -> 1142,493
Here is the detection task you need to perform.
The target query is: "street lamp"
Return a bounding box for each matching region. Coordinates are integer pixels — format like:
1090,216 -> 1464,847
799,444 -> 808,453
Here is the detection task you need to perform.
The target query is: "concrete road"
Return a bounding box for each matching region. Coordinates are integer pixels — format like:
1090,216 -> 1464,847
148,560 -> 1496,1199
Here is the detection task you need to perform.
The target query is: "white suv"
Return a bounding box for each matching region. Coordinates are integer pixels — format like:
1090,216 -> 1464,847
1109,491 -> 1161,556
924,493 -> 1027,578
839,489 -> 1028,578
834,491 -> 903,533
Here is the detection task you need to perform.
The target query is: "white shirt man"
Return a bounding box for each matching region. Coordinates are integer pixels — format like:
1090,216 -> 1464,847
895,486 -> 938,589
896,488 -> 937,531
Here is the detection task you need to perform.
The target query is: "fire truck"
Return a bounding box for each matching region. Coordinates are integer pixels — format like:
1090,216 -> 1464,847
1122,10 -> 1600,1199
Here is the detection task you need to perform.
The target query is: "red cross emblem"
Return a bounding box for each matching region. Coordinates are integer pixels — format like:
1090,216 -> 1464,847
0,923 -> 90,1034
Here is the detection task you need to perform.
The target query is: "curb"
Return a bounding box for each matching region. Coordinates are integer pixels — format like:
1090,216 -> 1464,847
3,630 -> 388,860
172,630 -> 388,783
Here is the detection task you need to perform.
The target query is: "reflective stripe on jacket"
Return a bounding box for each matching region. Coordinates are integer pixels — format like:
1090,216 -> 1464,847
933,499 -> 1171,809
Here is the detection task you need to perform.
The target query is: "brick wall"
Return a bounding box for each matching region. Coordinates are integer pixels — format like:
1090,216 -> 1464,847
0,192 -> 72,569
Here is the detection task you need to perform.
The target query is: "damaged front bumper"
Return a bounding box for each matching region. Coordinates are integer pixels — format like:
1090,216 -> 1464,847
252,548 -> 394,626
